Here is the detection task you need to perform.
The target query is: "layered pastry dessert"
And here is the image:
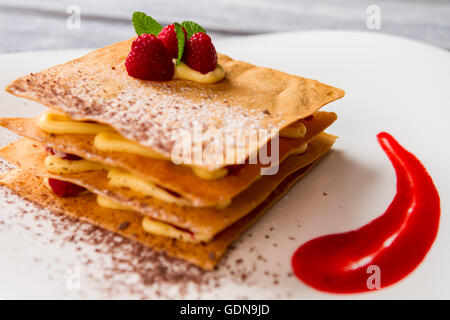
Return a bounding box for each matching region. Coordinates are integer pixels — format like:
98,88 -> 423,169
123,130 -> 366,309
0,13 -> 344,269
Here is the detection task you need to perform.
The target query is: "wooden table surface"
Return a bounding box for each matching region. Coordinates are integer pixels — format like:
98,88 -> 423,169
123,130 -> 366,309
0,0 -> 449,53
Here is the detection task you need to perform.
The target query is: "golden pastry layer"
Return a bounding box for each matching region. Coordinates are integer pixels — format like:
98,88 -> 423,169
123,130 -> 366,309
0,111 -> 336,207
0,160 -> 319,270
6,38 -> 344,170
38,110 -> 307,180
0,133 -> 335,242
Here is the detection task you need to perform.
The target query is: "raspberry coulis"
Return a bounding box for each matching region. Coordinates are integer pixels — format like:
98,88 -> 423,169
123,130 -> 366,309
291,132 -> 441,293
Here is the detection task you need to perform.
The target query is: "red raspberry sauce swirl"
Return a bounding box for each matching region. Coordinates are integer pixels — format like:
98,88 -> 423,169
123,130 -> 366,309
291,132 -> 441,293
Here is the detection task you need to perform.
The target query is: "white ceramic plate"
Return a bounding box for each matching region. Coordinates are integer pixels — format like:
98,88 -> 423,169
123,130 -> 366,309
0,31 -> 449,299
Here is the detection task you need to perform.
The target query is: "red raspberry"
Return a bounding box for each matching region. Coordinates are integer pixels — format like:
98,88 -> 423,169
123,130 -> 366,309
158,24 -> 187,59
126,34 -> 174,81
183,32 -> 217,74
48,178 -> 86,197
131,33 -> 153,50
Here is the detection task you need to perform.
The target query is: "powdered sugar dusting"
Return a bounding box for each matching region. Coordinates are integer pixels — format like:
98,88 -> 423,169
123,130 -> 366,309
9,67 -> 282,169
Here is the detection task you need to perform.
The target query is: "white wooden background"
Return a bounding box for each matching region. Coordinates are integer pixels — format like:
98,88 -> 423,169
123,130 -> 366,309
0,0 -> 449,52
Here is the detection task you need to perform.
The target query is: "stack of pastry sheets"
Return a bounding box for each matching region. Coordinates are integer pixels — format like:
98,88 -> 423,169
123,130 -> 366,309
0,38 -> 344,269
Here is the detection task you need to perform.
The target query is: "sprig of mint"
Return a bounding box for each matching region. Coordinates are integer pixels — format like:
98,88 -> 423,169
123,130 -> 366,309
132,11 -> 162,36
173,22 -> 185,65
181,21 -> 206,40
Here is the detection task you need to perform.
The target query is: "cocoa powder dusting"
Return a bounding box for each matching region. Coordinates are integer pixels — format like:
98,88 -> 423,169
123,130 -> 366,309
0,185 -> 292,299
0,146 -> 292,298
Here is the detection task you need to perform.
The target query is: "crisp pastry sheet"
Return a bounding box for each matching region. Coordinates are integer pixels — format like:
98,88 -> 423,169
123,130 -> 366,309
0,133 -> 336,241
5,38 -> 344,170
0,160 -> 320,270
0,111 -> 336,207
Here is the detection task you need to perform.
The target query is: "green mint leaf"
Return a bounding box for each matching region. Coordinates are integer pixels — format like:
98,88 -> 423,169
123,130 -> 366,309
132,11 -> 163,36
181,21 -> 206,39
174,22 -> 185,65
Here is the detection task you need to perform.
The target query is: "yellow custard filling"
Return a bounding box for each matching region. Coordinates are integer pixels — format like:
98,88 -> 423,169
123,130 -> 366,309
94,132 -> 168,160
291,143 -> 308,155
38,112 -> 115,135
38,111 -> 308,181
174,62 -> 225,84
45,176 -> 198,242
107,168 -> 190,206
96,194 -> 198,242
39,112 -> 229,180
96,194 -> 134,211
191,166 -> 228,180
94,133 -> 231,179
45,155 -> 107,174
44,151 -> 231,208
108,168 -> 231,208
279,121 -> 307,139
142,216 -> 197,242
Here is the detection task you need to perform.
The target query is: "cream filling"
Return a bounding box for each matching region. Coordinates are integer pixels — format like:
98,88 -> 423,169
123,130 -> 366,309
38,111 -> 307,181
44,150 -> 231,208
142,216 -> 197,242
44,140 -> 309,242
173,62 -> 225,84
96,194 -> 199,242
107,168 -> 190,206
94,133 -> 231,180
107,168 -> 231,209
94,132 -> 168,160
44,163 -> 200,242
96,194 -> 134,211
191,166 -> 228,180
40,111 -> 307,140
45,155 -> 107,174
45,170 -> 198,241
39,112 -> 229,180
279,121 -> 307,139
291,143 -> 308,155
38,112 -> 115,135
